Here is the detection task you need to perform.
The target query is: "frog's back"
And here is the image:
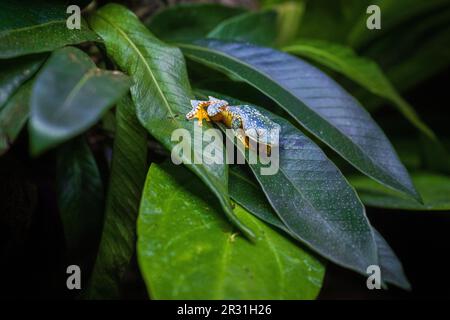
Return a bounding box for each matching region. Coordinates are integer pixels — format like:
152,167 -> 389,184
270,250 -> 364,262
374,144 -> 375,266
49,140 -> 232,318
228,105 -> 280,146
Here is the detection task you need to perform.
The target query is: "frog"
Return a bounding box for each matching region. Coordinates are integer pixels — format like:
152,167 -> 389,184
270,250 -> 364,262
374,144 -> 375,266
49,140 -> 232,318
186,96 -> 280,151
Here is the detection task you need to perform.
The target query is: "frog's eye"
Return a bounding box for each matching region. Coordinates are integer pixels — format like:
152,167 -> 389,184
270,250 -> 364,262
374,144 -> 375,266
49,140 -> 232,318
208,96 -> 228,108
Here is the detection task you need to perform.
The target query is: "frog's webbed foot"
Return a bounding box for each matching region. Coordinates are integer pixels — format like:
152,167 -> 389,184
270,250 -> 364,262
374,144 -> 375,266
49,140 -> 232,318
186,100 -> 211,126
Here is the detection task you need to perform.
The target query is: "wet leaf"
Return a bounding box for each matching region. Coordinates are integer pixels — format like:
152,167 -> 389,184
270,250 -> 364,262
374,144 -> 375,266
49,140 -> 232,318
28,46 -> 131,155
138,162 -> 325,299
180,40 -> 419,201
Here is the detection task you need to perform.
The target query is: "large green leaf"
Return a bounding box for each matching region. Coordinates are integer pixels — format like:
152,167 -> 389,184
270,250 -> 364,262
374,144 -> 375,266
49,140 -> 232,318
0,80 -> 33,155
0,54 -> 45,108
208,10 -> 278,46
0,0 -> 99,59
86,95 -> 148,299
180,40 -> 419,201
89,4 -> 254,239
138,162 -> 325,299
229,165 -> 410,289
56,136 -> 104,285
202,92 -> 379,276
28,46 -> 131,156
283,40 -> 436,140
350,173 -> 450,211
146,3 -> 245,43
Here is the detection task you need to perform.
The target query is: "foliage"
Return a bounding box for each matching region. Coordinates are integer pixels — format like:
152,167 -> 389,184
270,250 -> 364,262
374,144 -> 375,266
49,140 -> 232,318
1,0 -> 449,299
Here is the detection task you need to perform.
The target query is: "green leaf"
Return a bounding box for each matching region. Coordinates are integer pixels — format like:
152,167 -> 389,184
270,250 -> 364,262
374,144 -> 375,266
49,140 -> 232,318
283,40 -> 436,140
137,162 -> 325,299
0,54 -> 45,108
272,1 -> 304,46
28,46 -> 131,156
0,0 -> 99,59
89,4 -> 255,240
86,95 -> 148,299
198,91 -> 378,276
0,79 -> 32,156
350,173 -> 450,211
56,137 -> 104,284
229,165 -> 410,290
180,40 -> 419,201
208,10 -> 278,46
146,3 -> 245,43
229,166 -> 286,231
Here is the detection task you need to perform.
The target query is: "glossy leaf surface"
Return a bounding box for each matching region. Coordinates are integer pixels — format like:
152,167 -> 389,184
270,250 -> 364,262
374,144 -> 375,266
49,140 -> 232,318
229,165 -> 410,289
197,91 -> 378,275
180,40 -> 419,201
283,40 -> 436,140
138,162 -> 325,299
29,46 -> 131,155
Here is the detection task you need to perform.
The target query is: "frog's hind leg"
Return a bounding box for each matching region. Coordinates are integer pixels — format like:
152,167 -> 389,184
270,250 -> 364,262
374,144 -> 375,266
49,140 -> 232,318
234,130 -> 250,149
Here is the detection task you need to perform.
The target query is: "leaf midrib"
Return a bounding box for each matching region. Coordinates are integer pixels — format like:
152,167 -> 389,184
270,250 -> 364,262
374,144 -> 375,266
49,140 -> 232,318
50,69 -> 94,121
95,12 -> 176,118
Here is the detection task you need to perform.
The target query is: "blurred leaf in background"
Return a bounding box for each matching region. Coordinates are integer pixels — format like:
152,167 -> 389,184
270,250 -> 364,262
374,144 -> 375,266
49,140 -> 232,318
0,0 -> 99,59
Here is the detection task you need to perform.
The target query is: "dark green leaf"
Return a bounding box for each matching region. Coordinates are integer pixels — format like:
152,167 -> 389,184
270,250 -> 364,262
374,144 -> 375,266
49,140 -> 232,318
0,0 -> 99,58
229,165 -> 410,290
180,40 -> 419,201
89,4 -> 255,239
56,137 -> 104,284
350,173 -> 450,211
229,165 -> 286,231
283,40 -> 436,140
28,46 -> 131,156
138,162 -> 325,299
0,54 -> 45,108
86,95 -> 148,299
146,3 -> 245,43
0,80 -> 32,155
208,10 -> 278,46
199,90 -> 378,276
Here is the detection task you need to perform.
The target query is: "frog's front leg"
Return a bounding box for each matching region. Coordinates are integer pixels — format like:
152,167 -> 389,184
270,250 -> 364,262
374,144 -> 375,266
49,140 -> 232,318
186,100 -> 211,126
